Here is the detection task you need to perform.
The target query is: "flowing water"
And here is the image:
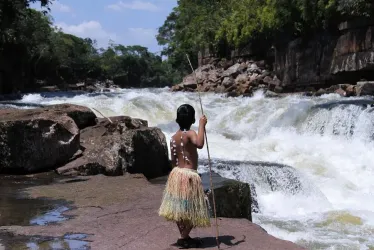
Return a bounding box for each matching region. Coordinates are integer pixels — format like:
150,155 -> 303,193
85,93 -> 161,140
3,88 -> 374,250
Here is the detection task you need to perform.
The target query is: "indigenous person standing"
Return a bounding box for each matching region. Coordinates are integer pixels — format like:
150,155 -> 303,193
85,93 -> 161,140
159,104 -> 210,248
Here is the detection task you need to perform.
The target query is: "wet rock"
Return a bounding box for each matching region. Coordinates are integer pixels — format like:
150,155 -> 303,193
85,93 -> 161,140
207,70 -> 221,83
48,104 -> 97,129
211,180 -> 251,221
222,77 -> 235,88
57,116 -> 170,179
95,116 -> 148,129
248,63 -> 260,74
182,77 -> 198,89
303,92 -> 314,97
200,84 -> 213,92
195,71 -> 208,84
263,76 -> 273,85
215,85 -> 226,93
335,88 -> 347,97
356,81 -> 374,96
275,23 -> 374,89
274,86 -> 283,93
315,88 -> 328,96
222,63 -> 241,78
226,85 -> 237,93
273,76 -> 282,85
235,73 -> 248,85
0,106 -> 81,174
86,85 -> 97,93
171,84 -> 183,92
226,91 -> 240,98
265,90 -> 280,98
172,60 -> 275,94
326,85 -> 340,92
201,172 -> 252,221
200,64 -> 214,72
250,183 -> 259,213
346,85 -> 356,96
237,63 -> 248,73
238,84 -> 253,95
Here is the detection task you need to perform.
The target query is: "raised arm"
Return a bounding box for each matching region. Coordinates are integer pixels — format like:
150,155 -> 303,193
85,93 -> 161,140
189,115 -> 207,149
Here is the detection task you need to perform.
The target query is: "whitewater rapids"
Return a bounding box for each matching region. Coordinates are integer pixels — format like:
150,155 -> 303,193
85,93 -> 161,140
5,88 -> 374,250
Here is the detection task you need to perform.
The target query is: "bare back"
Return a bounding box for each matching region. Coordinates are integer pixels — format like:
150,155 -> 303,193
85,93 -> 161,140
170,130 -> 199,170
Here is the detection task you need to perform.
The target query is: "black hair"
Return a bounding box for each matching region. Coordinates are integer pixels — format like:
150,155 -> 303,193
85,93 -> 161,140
176,104 -> 195,130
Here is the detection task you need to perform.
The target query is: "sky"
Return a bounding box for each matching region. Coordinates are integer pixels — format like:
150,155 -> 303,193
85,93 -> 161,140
32,0 -> 177,53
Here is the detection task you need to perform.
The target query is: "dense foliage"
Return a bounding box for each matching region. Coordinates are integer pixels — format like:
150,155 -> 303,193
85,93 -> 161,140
157,0 -> 374,71
1,0 -> 373,94
0,0 -> 180,94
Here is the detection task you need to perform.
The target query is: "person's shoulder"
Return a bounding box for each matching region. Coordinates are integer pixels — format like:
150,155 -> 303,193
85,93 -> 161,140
187,130 -> 197,137
170,132 -> 178,141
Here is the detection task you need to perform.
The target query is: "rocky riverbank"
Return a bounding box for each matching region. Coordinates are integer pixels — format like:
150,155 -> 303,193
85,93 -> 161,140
0,104 -> 170,177
171,19 -> 374,98
38,79 -> 121,93
172,59 -> 374,98
172,60 -> 281,97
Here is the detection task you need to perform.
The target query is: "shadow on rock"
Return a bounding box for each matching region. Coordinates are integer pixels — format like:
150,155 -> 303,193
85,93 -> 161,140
171,235 -> 245,249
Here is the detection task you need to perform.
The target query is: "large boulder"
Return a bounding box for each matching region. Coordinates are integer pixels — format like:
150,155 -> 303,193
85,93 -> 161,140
0,105 -> 86,173
201,172 -> 252,221
356,81 -> 374,96
56,116 -> 171,179
150,171 -> 253,221
222,77 -> 235,88
48,104 -> 97,129
222,63 -> 241,78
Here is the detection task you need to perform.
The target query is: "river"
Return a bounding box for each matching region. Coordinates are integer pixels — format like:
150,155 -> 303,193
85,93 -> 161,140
2,88 -> 374,250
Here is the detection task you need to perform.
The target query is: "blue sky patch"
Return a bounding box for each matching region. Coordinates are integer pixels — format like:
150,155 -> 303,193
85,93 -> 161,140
32,0 -> 177,53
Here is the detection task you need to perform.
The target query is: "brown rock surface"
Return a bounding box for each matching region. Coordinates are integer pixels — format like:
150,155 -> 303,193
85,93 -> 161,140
275,22 -> 374,89
174,61 -> 273,97
356,81 -> 374,96
335,88 -> 346,97
0,105 -> 86,174
57,116 -> 170,178
0,174 -> 305,250
48,104 -> 97,129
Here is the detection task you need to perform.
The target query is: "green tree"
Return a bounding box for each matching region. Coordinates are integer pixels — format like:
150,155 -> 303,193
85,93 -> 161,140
157,0 -> 373,77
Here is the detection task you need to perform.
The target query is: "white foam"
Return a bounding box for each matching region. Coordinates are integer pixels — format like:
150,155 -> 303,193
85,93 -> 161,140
20,93 -> 44,103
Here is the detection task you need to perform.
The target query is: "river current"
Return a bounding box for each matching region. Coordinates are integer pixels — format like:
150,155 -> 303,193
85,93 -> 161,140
2,88 -> 374,250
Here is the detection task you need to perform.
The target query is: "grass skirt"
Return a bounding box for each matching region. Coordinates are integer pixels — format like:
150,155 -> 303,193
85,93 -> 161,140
158,167 -> 211,227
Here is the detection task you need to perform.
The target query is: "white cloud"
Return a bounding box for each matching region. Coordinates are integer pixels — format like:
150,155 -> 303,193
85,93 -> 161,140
123,28 -> 160,52
107,1 -> 160,12
55,21 -> 118,48
51,2 -> 73,13
54,22 -> 161,52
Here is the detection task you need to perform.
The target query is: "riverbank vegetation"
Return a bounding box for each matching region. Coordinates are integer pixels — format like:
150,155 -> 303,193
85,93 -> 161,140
157,0 -> 374,74
1,0 -> 373,94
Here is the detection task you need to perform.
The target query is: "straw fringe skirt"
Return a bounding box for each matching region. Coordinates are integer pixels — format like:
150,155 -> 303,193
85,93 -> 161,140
158,167 -> 211,227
